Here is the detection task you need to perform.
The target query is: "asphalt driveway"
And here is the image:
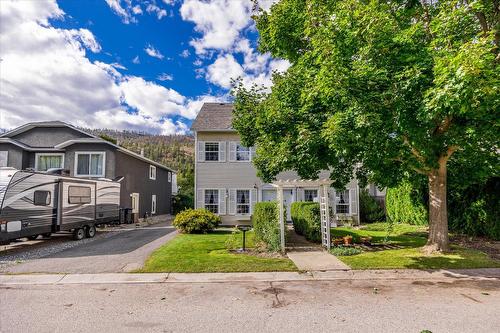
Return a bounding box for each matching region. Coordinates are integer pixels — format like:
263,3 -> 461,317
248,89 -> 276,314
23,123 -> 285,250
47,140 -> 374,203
1,221 -> 177,274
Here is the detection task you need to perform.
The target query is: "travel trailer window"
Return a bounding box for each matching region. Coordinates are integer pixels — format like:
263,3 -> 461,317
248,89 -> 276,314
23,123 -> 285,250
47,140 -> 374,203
68,186 -> 91,204
149,165 -> 156,180
204,189 -> 219,213
304,189 -> 318,202
236,190 -> 250,214
236,144 -> 250,161
75,152 -> 105,177
35,153 -> 64,171
335,190 -> 350,214
34,191 -> 51,206
204,142 -> 219,161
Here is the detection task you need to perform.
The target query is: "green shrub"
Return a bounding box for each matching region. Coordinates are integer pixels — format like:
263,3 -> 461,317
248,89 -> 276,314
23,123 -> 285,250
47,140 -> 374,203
252,202 -> 281,252
448,177 -> 500,240
359,189 -> 385,223
172,193 -> 194,215
386,181 -> 428,225
173,208 -> 220,233
330,246 -> 362,256
291,202 -> 321,242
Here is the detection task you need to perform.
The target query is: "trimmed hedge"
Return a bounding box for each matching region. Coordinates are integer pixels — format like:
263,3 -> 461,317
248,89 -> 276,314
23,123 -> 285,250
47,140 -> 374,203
386,181 -> 428,225
359,189 -> 385,223
173,208 -> 220,233
252,202 -> 281,252
291,202 -> 321,243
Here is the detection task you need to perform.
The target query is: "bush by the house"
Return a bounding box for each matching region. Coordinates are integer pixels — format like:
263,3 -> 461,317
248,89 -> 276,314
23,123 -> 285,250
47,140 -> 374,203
172,193 -> 194,215
252,202 -> 281,252
386,181 -> 428,225
291,202 -> 321,243
173,208 -> 220,233
448,177 -> 500,240
359,189 -> 385,223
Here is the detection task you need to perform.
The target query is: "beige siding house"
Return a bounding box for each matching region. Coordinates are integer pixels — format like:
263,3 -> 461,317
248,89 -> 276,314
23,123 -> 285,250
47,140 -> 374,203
191,103 -> 360,225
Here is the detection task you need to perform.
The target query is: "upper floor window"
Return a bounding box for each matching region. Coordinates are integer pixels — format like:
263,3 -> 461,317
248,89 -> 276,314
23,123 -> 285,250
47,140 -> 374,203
236,144 -> 250,161
168,172 -> 171,182
35,153 -> 64,171
205,142 -> 219,161
304,189 -> 318,202
149,165 -> 156,180
75,152 -> 105,177
335,189 -> 350,214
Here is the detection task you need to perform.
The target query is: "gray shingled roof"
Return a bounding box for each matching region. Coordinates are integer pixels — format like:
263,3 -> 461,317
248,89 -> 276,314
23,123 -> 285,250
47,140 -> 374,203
190,103 -> 234,131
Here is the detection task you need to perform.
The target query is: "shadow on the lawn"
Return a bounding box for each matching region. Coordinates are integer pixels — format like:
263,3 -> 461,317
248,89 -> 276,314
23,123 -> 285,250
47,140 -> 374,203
330,229 -> 428,250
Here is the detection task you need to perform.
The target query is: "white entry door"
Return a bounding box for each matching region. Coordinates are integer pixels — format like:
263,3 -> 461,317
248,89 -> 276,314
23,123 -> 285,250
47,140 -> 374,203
283,189 -> 294,221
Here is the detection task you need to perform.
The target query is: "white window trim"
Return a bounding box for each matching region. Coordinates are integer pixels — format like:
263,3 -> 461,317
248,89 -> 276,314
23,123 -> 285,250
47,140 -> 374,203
74,151 -> 106,177
204,142 -> 220,162
204,189 -> 220,214
149,165 -> 157,180
303,188 -> 319,202
151,194 -> 157,214
335,189 -> 350,215
235,143 -> 251,162
35,153 -> 65,171
167,172 -> 171,182
235,188 -> 251,216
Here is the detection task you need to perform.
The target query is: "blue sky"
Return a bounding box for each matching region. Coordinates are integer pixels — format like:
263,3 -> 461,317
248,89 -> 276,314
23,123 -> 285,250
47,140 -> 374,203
0,0 -> 288,134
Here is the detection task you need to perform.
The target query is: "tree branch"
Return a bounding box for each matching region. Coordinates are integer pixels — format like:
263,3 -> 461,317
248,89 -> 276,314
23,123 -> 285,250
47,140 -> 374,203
402,135 -> 426,164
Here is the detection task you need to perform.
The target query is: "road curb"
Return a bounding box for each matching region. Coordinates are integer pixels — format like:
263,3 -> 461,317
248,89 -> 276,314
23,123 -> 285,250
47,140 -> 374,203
1,268 -> 499,285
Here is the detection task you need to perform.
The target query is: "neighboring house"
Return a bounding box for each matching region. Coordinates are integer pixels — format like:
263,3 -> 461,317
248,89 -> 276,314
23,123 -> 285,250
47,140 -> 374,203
0,121 -> 174,218
191,103 -> 360,225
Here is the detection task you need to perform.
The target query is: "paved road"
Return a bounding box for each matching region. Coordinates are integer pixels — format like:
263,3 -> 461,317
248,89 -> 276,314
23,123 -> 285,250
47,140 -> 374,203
1,275 -> 498,332
1,221 -> 176,274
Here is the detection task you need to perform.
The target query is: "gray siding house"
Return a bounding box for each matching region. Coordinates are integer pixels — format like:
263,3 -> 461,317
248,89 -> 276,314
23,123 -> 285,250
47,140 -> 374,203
191,103 -> 360,225
0,121 -> 174,218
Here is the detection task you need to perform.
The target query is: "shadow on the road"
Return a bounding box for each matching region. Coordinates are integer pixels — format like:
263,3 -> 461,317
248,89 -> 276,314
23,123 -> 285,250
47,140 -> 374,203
47,227 -> 176,258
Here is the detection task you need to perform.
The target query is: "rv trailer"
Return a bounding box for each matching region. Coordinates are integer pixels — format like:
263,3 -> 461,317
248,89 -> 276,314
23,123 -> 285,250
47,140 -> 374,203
0,168 -> 121,244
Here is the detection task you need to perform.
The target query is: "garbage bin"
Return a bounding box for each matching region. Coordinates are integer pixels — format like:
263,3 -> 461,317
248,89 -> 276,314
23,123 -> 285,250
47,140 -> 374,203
119,208 -> 126,224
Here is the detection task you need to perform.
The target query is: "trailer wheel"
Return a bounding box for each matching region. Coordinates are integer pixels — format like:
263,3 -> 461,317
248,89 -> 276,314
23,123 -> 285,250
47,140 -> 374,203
73,228 -> 85,240
86,225 -> 96,238
27,235 -> 39,241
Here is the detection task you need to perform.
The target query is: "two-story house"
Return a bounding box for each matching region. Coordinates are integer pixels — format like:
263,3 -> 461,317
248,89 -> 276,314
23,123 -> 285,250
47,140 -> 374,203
0,121 -> 174,218
191,103 -> 360,225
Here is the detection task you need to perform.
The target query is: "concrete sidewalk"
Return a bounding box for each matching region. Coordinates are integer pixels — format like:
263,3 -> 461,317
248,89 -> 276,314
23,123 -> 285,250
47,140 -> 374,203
1,268 -> 499,285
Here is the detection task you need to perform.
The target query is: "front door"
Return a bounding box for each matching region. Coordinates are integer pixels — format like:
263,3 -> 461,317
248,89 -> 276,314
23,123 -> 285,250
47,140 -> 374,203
283,189 -> 294,222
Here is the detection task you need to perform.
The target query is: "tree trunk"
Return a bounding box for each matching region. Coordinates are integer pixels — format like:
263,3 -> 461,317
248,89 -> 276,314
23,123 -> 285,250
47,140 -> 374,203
425,159 -> 450,253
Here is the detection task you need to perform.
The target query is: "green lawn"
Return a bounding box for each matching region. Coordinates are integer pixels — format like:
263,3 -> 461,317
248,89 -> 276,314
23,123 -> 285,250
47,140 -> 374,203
138,229 -> 297,273
331,223 -> 500,270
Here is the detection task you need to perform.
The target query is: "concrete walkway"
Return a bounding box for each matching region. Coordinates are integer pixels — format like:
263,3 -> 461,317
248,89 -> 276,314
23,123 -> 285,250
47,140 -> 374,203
287,251 -> 350,271
1,268 -> 499,285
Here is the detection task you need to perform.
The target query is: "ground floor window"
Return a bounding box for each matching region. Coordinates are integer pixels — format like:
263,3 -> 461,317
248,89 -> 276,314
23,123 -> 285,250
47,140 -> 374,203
204,189 -> 219,213
262,189 -> 276,202
304,189 -> 318,202
335,189 -> 350,214
36,153 -> 64,171
236,189 -> 250,214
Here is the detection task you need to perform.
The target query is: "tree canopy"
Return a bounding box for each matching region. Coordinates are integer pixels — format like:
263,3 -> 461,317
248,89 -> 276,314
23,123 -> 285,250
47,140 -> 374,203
233,0 -> 499,251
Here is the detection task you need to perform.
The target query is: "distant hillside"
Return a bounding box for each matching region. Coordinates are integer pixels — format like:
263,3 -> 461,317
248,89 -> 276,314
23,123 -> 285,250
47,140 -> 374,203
84,128 -> 194,173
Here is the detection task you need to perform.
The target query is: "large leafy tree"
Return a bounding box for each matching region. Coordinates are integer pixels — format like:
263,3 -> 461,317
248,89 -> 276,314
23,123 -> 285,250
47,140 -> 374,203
233,0 -> 499,252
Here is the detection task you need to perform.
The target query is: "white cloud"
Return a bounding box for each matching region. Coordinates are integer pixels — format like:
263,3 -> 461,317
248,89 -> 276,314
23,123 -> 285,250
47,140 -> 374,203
157,73 -> 174,81
180,0 -> 253,54
146,3 -> 167,19
180,49 -> 190,58
105,0 -> 136,24
132,5 -> 143,15
132,55 -> 140,64
193,58 -> 203,66
0,0 -> 204,135
144,44 -> 164,59
206,54 -> 244,89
